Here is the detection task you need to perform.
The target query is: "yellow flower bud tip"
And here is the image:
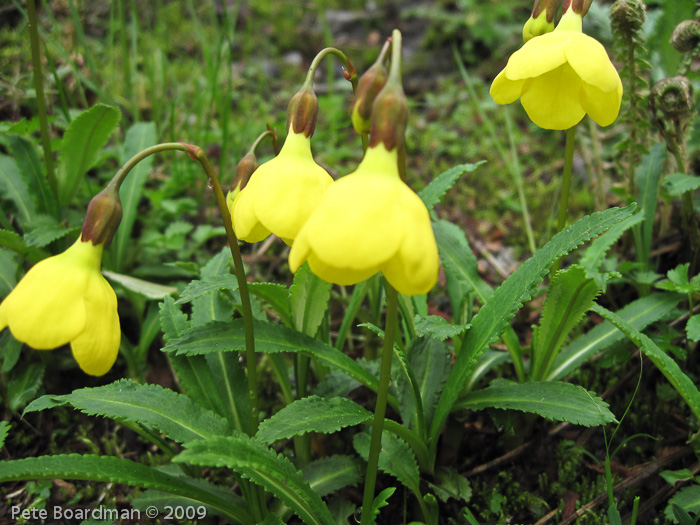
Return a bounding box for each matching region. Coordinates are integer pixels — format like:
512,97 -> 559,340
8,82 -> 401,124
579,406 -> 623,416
81,186 -> 123,247
490,9 -> 623,130
289,145 -> 438,296
523,11 -> 556,42
231,130 -> 333,244
0,238 -> 120,376
286,85 -> 318,138
351,62 -> 389,134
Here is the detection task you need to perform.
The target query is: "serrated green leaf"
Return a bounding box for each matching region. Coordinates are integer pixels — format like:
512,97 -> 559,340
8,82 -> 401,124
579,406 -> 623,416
1,330 -> 22,373
132,490 -> 220,519
164,320 -> 382,397
25,379 -> 231,443
56,104 -> 121,205
549,293 -> 680,380
399,336 -> 451,433
102,270 -> 177,300
175,274 -> 239,305
427,466 -> 472,504
0,154 -> 35,225
176,434 -> 334,525
0,454 -> 253,524
418,162 -> 485,212
0,229 -> 50,264
414,315 -> 470,341
335,280 -> 369,350
592,303 -> 700,421
8,362 -> 44,412
159,296 -> 190,342
665,486 -> 700,522
290,263 -> 331,337
204,351 -> 250,434
257,396 -> 371,444
191,249 -> 234,326
24,222 -> 77,248
248,282 -> 291,325
0,420 -> 10,450
112,122 -> 157,272
457,381 -> 616,426
466,350 -> 511,391
354,431 -> 421,494
687,315 -> 700,343
6,134 -> 58,218
663,173 -> 700,197
302,455 -> 362,497
530,265 -> 600,381
368,487 -> 396,525
580,212 -> 643,276
430,205 -> 636,447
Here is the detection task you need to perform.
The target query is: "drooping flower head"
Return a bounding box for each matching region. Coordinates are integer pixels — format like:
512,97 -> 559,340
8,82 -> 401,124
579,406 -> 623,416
290,31 -> 439,296
0,186 -> 122,376
231,84 -> 333,245
490,0 -> 623,130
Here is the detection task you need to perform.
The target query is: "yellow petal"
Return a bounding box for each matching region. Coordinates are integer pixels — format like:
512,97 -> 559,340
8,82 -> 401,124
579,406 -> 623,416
307,253 -> 378,286
520,63 -> 586,130
580,80 -> 624,127
490,69 -> 526,105
0,242 -> 96,349
253,159 -> 332,241
381,189 -> 439,295
71,272 -> 120,376
504,31 -> 569,81
564,34 -> 621,93
232,174 -> 271,242
303,173 -> 404,271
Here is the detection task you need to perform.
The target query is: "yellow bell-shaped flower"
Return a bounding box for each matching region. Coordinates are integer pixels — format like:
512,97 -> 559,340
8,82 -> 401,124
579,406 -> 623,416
231,131 -> 333,245
289,144 -> 438,296
490,9 -> 623,130
0,238 -> 120,376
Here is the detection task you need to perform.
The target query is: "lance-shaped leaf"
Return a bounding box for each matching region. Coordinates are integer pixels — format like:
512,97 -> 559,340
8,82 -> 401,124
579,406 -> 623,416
290,263 -> 331,337
354,431 -> 421,495
163,320 -> 381,397
592,303 -> 700,420
456,381 -> 616,426
24,380 -> 232,443
429,205 -> 636,448
257,396 -> 371,444
56,104 -> 121,206
0,454 -> 253,524
302,455 -> 362,497
419,162 -> 485,215
176,434 -> 334,525
530,265 -> 601,381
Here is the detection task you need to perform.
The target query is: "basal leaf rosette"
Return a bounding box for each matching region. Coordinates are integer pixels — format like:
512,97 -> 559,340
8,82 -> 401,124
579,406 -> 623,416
231,130 -> 333,245
289,144 -> 438,296
490,9 -> 623,130
0,239 -> 120,376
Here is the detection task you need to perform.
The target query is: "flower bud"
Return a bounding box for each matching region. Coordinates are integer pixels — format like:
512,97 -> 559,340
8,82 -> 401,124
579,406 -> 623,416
368,80 -> 409,152
81,185 -> 123,247
671,20 -> 700,53
286,84 -> 318,138
562,0 -> 592,16
227,152 -> 258,210
650,76 -> 694,135
523,0 -> 559,42
610,0 -> 646,37
351,62 -> 389,134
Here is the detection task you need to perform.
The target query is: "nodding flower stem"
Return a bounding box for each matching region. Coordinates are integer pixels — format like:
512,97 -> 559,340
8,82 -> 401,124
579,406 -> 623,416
109,142 -> 260,437
305,47 -> 358,93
